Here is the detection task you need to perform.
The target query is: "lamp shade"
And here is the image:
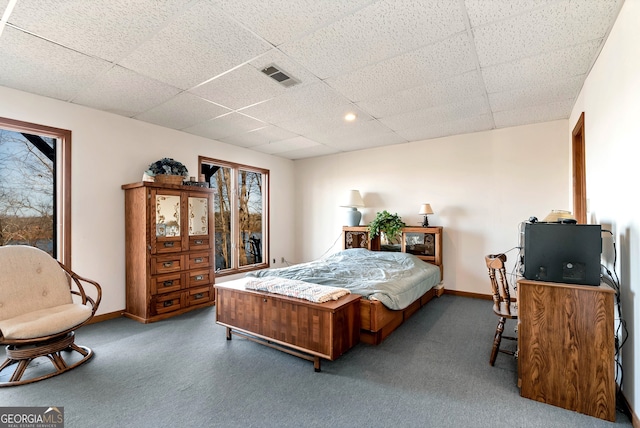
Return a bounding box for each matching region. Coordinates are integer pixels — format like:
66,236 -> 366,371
341,190 -> 364,208
418,203 -> 433,215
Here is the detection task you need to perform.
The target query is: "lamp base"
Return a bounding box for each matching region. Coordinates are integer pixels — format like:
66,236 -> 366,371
421,216 -> 429,227
346,208 -> 362,227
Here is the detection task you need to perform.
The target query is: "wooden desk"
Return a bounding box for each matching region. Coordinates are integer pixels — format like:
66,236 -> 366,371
517,279 -> 616,421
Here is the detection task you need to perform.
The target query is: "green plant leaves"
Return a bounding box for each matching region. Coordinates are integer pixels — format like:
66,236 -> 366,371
367,210 -> 406,241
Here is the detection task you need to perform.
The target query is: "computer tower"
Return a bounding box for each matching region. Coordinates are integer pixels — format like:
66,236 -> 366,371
523,223 -> 602,286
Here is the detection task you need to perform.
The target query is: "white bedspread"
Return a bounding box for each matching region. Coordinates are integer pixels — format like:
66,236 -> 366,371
245,277 -> 350,303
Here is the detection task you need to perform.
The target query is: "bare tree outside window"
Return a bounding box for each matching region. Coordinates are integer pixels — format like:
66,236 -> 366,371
0,128 -> 54,254
212,165 -> 232,270
238,169 -> 263,267
199,157 -> 268,275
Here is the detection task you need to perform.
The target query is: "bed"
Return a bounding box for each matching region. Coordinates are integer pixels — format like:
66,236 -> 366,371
246,247 -> 443,345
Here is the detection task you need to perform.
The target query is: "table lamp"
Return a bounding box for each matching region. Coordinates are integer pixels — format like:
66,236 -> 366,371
341,190 -> 365,226
419,203 -> 433,227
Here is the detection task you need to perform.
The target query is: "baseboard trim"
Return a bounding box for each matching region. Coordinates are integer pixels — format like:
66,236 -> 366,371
618,387 -> 639,427
443,289 -> 492,300
88,310 -> 124,324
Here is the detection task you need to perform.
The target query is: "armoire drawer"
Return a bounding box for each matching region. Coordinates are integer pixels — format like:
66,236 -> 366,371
186,268 -> 214,288
150,272 -> 183,295
155,237 -> 184,254
187,285 -> 214,306
188,252 -> 211,269
189,236 -> 210,251
152,255 -> 184,275
152,291 -> 184,315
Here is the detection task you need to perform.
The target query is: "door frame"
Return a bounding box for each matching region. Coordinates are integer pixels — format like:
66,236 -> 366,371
572,112 -> 587,224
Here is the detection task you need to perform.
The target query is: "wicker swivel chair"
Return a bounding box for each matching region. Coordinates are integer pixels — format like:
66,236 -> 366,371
0,245 -> 101,386
485,253 -> 517,366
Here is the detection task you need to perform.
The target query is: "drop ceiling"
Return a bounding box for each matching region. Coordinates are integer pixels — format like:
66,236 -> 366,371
0,0 -> 624,160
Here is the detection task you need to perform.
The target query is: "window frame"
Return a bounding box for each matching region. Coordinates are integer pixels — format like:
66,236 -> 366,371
198,156 -> 269,276
0,116 -> 71,266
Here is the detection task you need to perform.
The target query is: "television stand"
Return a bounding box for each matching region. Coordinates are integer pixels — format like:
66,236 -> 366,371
517,279 -> 616,421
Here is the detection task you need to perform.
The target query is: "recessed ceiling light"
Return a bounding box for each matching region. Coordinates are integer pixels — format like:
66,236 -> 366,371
344,113 -> 357,122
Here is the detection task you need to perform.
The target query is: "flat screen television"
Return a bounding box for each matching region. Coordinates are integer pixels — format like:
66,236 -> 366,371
523,223 -> 602,286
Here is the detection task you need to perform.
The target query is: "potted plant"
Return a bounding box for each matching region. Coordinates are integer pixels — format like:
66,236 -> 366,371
368,210 -> 406,244
146,158 -> 189,185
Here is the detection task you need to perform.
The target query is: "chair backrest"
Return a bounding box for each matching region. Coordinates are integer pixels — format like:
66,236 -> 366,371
485,253 -> 514,316
0,245 -> 72,321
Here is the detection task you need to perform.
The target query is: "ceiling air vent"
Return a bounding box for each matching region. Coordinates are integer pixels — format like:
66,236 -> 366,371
261,65 -> 299,88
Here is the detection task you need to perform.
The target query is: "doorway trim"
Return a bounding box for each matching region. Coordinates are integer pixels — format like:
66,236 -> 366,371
572,112 -> 587,224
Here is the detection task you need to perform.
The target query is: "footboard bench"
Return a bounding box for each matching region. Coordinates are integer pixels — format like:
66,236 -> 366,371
215,279 -> 361,371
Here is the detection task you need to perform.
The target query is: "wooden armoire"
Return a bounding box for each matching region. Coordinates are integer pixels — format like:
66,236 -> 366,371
122,181 -> 216,323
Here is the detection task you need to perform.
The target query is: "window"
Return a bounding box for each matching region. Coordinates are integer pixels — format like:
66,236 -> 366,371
199,156 -> 268,275
0,117 -> 71,265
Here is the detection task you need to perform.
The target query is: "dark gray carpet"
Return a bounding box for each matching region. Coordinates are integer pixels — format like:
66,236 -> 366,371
0,295 -> 632,427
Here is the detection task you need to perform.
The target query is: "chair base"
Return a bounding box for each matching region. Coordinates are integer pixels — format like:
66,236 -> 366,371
0,332 -> 93,387
490,317 -> 518,366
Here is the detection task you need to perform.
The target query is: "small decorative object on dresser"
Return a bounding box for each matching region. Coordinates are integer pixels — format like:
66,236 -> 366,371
146,158 -> 189,185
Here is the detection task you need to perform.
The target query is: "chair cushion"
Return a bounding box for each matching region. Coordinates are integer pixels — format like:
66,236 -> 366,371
0,303 -> 92,340
0,246 -> 73,321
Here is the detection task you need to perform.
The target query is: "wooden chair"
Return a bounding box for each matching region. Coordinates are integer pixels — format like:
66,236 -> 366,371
0,245 -> 102,386
485,253 -> 517,366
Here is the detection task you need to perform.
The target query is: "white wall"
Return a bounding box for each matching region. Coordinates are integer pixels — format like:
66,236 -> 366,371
0,85 -> 296,316
293,120 -> 571,294
570,0 -> 640,417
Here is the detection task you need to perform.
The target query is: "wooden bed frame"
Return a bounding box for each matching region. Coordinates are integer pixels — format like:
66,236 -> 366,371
214,226 -> 444,358
359,286 -> 442,345
343,226 -> 444,345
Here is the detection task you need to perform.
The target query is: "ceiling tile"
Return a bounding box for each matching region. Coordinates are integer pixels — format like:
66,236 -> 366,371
119,1 -> 272,89
190,64 -> 287,110
493,99 -> 574,128
356,71 -> 484,118
71,66 -> 181,117
326,33 -> 476,102
7,0 -> 187,62
488,75 -> 583,113
379,96 -> 490,131
280,0 -> 466,79
252,136 -> 320,154
135,93 -> 232,130
482,40 -> 601,93
0,27 -> 111,102
210,0 -> 373,46
322,130 -> 407,152
273,104 -> 373,136
307,119 -> 407,151
396,114 -> 495,141
183,112 -> 266,141
275,144 -> 342,160
239,82 -> 350,124
473,0 -> 622,67
219,125 -> 298,148
464,0 -> 558,27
